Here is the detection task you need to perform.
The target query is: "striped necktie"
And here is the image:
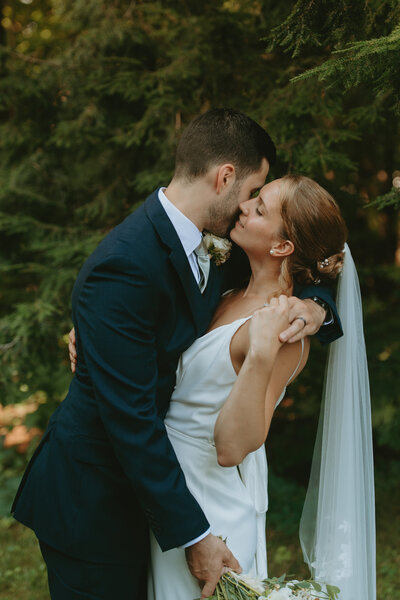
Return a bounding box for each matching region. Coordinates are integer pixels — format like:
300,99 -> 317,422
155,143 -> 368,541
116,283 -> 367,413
194,240 -> 210,293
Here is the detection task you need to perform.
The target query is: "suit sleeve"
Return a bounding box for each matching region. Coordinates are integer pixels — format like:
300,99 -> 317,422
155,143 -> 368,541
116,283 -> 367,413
74,253 -> 209,551
296,283 -> 343,345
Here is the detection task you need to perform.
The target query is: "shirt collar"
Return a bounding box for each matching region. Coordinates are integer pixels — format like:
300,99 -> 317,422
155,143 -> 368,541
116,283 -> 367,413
158,188 -> 202,257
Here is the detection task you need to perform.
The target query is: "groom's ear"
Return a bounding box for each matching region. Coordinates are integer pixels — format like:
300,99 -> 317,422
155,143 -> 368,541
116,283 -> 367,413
215,164 -> 236,194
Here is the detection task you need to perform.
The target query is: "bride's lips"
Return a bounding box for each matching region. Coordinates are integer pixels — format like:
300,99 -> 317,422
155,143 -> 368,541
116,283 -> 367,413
236,217 -> 245,228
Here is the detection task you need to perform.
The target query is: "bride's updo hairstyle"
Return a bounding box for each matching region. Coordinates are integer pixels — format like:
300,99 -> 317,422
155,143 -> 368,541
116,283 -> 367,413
278,175 -> 347,288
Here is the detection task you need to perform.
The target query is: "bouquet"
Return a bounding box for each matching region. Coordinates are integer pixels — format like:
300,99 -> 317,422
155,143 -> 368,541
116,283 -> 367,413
198,572 -> 340,600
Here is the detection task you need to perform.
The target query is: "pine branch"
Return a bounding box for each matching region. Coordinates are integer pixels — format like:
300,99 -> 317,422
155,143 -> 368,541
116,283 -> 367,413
8,50 -> 61,68
291,25 -> 400,86
0,338 -> 18,352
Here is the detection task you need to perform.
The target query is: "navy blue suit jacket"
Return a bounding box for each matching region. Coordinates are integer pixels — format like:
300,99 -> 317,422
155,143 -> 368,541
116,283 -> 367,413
12,189 -> 342,565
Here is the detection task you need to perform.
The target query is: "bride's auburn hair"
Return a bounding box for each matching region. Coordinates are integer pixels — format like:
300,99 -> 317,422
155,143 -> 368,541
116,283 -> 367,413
278,175 -> 348,288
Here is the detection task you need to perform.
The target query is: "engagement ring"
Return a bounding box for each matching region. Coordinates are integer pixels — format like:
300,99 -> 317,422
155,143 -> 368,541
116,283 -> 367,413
296,316 -> 307,327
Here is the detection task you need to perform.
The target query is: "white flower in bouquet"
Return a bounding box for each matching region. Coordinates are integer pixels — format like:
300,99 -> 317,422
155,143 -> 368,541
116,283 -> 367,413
264,588 -> 293,600
203,232 -> 232,266
231,572 -> 265,594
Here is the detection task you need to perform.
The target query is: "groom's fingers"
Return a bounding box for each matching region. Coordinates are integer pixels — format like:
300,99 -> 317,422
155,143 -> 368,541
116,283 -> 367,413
187,534 -> 241,598
280,297 -> 326,343
279,318 -> 308,344
200,564 -> 227,599
199,563 -> 222,598
201,576 -> 219,598
200,552 -> 242,598
203,548 -> 241,594
224,549 -> 241,574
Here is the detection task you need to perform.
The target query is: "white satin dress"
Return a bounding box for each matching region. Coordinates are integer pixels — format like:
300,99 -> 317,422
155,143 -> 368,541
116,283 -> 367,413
148,316 -> 304,600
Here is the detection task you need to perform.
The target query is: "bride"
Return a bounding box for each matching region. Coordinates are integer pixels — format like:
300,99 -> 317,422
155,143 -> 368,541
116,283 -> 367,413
148,174 -> 353,599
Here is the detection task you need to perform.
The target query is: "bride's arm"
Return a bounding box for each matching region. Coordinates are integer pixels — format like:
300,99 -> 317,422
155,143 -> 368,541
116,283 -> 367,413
214,298 -> 309,467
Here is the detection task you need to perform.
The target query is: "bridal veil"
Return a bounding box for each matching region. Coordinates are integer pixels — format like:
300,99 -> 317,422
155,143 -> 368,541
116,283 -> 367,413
299,244 -> 376,600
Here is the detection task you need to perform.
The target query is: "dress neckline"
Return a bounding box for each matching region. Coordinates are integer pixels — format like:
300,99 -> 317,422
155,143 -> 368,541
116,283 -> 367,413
197,316 -> 305,387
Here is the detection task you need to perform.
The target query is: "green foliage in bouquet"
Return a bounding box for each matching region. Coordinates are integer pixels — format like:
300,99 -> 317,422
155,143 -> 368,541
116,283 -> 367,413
198,572 -> 340,600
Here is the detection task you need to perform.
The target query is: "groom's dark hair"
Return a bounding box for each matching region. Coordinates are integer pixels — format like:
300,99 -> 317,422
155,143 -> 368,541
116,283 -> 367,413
174,108 -> 276,181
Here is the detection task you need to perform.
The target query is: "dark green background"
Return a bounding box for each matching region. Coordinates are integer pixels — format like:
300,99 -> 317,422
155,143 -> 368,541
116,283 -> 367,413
0,1 -> 399,598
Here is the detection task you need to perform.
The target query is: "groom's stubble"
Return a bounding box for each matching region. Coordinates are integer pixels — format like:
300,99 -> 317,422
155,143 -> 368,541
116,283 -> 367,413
206,180 -> 242,238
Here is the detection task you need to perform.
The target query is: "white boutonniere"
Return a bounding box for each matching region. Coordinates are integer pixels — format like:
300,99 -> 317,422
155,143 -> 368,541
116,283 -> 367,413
203,232 -> 232,266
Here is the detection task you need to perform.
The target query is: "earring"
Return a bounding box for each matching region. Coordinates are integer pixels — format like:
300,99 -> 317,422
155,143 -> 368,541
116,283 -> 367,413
269,249 -> 274,255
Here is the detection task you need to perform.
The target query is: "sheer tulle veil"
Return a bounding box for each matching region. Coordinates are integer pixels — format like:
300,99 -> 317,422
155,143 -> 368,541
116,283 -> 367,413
299,244 -> 376,600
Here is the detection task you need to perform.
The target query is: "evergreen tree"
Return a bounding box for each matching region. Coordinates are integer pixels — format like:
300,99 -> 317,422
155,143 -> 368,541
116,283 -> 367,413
0,0 -> 287,412
0,0 -> 398,455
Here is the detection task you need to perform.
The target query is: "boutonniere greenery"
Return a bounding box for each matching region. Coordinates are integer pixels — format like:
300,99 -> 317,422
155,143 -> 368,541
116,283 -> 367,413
203,232 -> 232,266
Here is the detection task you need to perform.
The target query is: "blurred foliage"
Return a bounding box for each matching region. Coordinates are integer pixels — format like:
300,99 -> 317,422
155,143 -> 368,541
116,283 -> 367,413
0,0 -> 399,587
0,520 -> 47,598
266,453 -> 400,597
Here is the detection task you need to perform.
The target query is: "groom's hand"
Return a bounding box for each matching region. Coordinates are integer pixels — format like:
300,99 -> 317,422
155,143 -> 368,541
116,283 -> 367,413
279,297 -> 326,344
185,533 -> 241,598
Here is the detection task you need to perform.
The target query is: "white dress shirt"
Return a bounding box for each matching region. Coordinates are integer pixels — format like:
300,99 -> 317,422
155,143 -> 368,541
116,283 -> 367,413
158,188 -> 211,548
158,188 -> 203,285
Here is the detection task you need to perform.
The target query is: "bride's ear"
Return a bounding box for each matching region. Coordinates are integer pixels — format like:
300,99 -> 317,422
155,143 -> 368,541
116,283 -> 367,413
270,239 -> 294,257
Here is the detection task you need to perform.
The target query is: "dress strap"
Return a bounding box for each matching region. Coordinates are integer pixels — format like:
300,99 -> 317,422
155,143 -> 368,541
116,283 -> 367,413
286,338 -> 305,385
221,288 -> 235,297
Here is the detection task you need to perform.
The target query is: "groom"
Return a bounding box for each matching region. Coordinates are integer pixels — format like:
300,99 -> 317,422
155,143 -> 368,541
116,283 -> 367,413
12,109 -> 341,600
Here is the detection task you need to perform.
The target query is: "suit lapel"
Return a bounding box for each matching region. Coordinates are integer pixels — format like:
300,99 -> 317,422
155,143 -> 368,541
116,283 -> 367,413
144,190 -> 209,334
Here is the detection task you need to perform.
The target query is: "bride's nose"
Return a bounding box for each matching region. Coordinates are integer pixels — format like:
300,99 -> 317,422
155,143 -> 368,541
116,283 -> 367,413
239,199 -> 251,214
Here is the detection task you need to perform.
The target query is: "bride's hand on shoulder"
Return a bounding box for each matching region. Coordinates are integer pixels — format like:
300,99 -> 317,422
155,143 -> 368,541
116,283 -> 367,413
249,295 -> 290,357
